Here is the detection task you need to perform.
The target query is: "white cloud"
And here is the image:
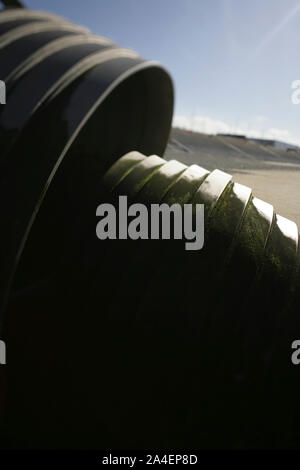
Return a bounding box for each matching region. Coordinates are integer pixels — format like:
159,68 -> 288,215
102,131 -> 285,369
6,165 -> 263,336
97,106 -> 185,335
173,114 -> 300,147
264,127 -> 290,141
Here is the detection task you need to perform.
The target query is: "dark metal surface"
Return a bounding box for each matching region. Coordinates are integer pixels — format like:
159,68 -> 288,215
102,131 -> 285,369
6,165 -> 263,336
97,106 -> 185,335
0,42 -> 118,157
0,9 -> 174,328
1,31 -> 88,81
2,149 -> 299,449
1,0 -> 24,7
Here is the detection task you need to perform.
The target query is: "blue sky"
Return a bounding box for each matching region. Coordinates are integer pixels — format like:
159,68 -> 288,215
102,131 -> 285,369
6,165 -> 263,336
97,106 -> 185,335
25,0 -> 300,145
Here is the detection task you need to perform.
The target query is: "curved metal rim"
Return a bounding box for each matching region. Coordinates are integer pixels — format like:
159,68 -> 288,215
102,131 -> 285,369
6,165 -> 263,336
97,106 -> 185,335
19,59 -> 171,249
5,33 -> 115,84
29,48 -> 140,117
0,19 -> 89,48
1,48 -> 140,149
0,48 -> 139,172
0,8 -> 69,24
1,58 -> 172,322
